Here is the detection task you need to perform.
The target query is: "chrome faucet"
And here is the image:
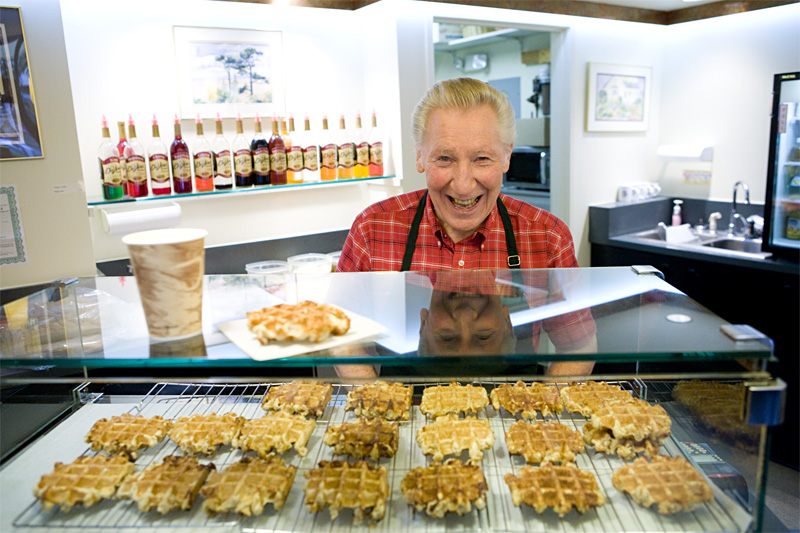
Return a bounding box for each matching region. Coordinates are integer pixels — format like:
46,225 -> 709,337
729,181 -> 752,237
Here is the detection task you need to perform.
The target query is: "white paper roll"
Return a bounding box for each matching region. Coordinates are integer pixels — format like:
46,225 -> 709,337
101,203 -> 182,235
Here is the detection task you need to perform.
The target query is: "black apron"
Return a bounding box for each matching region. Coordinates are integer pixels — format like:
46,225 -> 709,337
400,190 -> 520,271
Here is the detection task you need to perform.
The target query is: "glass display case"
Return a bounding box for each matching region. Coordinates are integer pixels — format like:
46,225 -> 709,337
0,267 -> 785,532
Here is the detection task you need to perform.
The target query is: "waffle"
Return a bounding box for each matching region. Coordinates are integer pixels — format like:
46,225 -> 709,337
504,464 -> 605,517
303,460 -> 389,523
116,455 -> 214,514
168,412 -> 244,456
612,455 -> 714,514
247,300 -> 350,344
490,381 -> 563,419
345,380 -> 412,421
233,410 -> 316,457
400,458 -> 488,518
672,380 -> 759,450
560,381 -> 635,417
582,398 -> 672,460
261,381 -> 333,417
201,455 -> 297,516
323,417 -> 399,460
419,382 -> 489,418
85,413 -> 171,458
34,454 -> 135,512
416,415 -> 495,461
505,420 -> 585,464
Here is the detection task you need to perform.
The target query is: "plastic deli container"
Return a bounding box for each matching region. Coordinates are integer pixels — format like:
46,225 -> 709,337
327,251 -> 342,272
245,260 -> 291,275
287,253 -> 333,273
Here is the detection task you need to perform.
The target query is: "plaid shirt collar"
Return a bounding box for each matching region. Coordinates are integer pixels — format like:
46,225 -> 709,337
423,194 -> 495,248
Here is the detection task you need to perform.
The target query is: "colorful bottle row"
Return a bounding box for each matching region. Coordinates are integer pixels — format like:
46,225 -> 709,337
97,112 -> 385,201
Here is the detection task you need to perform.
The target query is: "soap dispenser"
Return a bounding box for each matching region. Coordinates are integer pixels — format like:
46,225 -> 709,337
671,199 -> 683,226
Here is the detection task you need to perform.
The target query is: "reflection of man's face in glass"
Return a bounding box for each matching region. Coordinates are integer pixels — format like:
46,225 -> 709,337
418,289 -> 515,356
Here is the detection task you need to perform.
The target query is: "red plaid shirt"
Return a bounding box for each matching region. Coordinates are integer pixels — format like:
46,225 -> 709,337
337,190 -> 596,351
337,189 -> 580,272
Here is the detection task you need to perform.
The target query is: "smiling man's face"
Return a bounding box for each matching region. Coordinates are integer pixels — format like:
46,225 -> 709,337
416,104 -> 512,243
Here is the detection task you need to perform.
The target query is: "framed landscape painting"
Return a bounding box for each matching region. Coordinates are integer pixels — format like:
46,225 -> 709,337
586,62 -> 651,132
173,26 -> 285,119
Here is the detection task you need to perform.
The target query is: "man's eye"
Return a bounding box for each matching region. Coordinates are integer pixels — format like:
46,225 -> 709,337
437,156 -> 452,163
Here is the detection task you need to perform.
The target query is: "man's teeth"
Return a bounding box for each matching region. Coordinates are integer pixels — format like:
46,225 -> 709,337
451,197 -> 479,208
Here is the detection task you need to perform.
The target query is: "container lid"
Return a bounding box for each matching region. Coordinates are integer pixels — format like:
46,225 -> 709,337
287,253 -> 333,273
245,260 -> 290,274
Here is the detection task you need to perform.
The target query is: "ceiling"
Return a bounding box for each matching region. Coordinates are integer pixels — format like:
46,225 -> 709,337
579,0 -> 719,11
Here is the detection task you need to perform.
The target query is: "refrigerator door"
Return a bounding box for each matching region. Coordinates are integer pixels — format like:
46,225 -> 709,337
763,71 -> 800,258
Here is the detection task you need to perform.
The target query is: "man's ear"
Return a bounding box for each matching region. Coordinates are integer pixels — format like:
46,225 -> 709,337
419,308 -> 428,333
416,150 -> 424,173
502,143 -> 514,173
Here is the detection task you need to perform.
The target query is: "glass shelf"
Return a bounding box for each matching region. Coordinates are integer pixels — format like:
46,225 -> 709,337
0,267 -> 773,373
86,175 -> 396,206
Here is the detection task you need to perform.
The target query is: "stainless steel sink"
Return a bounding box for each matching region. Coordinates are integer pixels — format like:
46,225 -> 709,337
615,227 -> 772,260
703,238 -> 765,254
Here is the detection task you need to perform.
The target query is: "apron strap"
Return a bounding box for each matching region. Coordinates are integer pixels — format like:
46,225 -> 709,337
400,190 -> 428,272
496,197 -> 521,269
400,191 -> 521,271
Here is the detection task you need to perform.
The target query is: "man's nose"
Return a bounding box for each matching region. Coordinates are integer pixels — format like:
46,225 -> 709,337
451,162 -> 473,193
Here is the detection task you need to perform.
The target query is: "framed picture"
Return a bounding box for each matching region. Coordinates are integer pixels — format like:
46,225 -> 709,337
0,7 -> 43,160
586,62 -> 651,132
173,26 -> 285,119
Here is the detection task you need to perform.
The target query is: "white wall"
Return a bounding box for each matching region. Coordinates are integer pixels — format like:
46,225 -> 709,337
389,1 -> 800,266
60,0 -> 403,263
0,0 -> 96,289
660,5 -> 800,204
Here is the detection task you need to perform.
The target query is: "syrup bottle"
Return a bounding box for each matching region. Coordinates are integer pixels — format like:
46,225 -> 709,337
193,115 -> 214,192
251,113 -> 270,186
232,114 -> 253,187
116,120 -> 130,197
170,115 -> 193,194
302,115 -> 320,182
268,115 -> 288,185
354,112 -> 370,178
336,115 -> 355,179
98,115 -> 124,200
285,116 -> 303,184
125,115 -> 149,197
368,110 -> 384,177
212,113 -> 233,190
148,115 -> 171,196
319,115 -> 337,181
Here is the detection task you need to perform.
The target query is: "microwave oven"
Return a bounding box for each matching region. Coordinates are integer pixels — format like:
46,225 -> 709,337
503,146 -> 549,192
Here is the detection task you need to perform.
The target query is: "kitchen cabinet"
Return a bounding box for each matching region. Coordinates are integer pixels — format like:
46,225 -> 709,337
0,268 -> 785,531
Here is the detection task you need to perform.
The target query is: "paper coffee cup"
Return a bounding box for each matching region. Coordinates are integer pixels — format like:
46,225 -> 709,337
122,228 -> 208,340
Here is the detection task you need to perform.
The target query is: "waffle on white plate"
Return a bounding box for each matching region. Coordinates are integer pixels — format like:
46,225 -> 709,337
34,454 -> 135,512
400,458 -> 488,518
201,455 -> 297,516
303,460 -> 389,523
582,398 -> 672,460
345,381 -> 412,421
247,301 -> 350,344
323,417 -> 399,460
612,455 -> 714,514
419,382 -> 489,418
490,381 -> 563,419
233,410 -> 316,457
560,381 -> 635,417
84,413 -> 171,459
261,381 -> 333,418
168,412 -> 244,456
116,455 -> 214,514
504,464 -> 605,517
505,420 -> 585,464
416,415 -> 495,462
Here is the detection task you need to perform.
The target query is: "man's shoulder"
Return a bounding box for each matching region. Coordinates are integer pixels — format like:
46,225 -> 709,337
359,189 -> 426,217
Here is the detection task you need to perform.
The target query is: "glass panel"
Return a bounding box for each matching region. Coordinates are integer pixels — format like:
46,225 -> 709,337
0,267 -> 773,371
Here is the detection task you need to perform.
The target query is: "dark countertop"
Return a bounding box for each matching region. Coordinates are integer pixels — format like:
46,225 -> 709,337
589,197 -> 799,275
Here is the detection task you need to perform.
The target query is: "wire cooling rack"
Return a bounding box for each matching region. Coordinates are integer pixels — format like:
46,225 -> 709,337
12,380 -> 751,532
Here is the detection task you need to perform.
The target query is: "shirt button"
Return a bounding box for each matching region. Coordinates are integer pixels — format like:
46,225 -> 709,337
458,260 -> 465,267
437,240 -> 441,247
